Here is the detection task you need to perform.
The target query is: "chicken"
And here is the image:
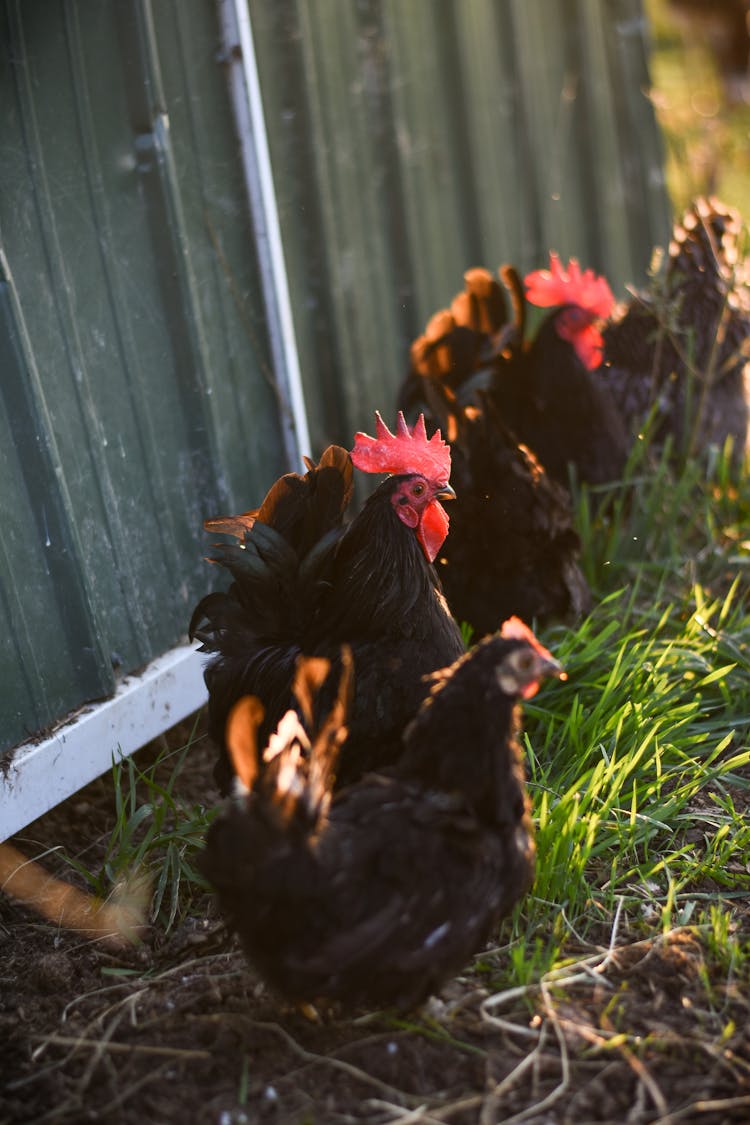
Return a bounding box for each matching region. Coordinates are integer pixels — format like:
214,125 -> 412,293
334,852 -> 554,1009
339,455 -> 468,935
602,197 -> 750,463
189,414 -> 464,793
401,274 -> 591,638
400,267 -> 512,418
502,254 -> 630,487
200,618 -> 564,1012
402,259 -> 629,489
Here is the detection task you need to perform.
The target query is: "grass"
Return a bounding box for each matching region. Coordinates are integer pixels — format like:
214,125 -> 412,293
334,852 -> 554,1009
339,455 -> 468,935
62,714 -> 215,931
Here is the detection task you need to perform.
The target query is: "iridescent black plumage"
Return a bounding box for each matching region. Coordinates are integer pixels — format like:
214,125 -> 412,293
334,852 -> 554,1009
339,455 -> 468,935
435,393 -> 590,638
494,286 -> 629,487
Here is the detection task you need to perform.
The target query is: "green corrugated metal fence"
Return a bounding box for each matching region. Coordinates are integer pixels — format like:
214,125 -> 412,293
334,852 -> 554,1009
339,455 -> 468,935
251,0 -> 671,453
0,0 -> 287,756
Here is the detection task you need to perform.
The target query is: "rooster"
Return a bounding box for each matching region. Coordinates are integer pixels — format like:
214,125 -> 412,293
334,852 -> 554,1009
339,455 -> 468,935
200,618 -> 564,1012
500,254 -> 630,487
189,413 -> 464,792
602,197 -> 750,463
402,258 -> 629,489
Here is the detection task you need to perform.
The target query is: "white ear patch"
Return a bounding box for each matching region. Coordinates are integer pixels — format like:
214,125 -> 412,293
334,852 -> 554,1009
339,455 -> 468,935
495,648 -> 539,697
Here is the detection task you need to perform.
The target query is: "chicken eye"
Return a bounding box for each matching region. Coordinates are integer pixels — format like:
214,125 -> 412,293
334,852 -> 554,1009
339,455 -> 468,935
412,483 -> 425,497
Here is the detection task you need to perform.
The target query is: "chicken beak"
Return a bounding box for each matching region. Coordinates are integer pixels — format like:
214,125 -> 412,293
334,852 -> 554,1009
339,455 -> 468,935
541,655 -> 566,682
437,483 -> 456,501
519,654 -> 566,700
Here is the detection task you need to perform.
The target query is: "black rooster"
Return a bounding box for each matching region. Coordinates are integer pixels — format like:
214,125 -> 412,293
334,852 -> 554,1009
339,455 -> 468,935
200,618 -> 564,1012
190,414 -> 464,792
497,254 -> 630,487
603,197 -> 750,463
402,259 -> 629,489
401,275 -> 591,638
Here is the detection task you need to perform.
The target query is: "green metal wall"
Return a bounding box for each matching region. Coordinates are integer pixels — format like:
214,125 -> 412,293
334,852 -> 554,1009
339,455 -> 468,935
250,0 -> 671,454
0,0 -> 287,755
0,0 -> 670,760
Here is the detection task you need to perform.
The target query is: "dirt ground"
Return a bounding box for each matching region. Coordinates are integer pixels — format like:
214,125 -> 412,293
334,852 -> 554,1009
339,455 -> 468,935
2,718 -> 750,1125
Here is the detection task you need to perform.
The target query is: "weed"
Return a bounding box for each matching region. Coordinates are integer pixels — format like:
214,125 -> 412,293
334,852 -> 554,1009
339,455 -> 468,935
63,715 -> 215,930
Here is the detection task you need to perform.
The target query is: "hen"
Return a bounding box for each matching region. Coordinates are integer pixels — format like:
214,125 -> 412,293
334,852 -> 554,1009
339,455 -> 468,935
189,414 -> 464,792
602,197 -> 750,463
200,618 -> 564,1012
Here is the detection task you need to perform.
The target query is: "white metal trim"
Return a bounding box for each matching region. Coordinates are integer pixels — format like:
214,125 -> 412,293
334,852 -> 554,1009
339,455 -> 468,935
218,0 -> 312,468
1,644 -> 208,842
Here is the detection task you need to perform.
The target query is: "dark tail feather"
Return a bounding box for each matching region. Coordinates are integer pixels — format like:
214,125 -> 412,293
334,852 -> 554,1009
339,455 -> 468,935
399,267 -> 518,421
499,264 -> 526,348
197,443 -> 352,564
451,268 -> 508,335
188,446 -> 356,786
254,444 -> 354,556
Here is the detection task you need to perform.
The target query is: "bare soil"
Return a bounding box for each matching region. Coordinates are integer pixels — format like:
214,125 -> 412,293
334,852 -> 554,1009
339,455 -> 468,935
2,717 -> 750,1125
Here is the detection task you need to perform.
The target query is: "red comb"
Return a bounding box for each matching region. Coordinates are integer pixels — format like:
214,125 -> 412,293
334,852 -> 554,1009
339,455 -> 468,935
500,616 -> 555,664
524,253 -> 614,319
350,411 -> 451,483
500,616 -> 538,645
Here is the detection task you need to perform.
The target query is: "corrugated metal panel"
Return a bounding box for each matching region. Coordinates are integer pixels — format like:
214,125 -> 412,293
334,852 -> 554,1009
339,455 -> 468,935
249,0 -> 671,452
0,0 -> 288,755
